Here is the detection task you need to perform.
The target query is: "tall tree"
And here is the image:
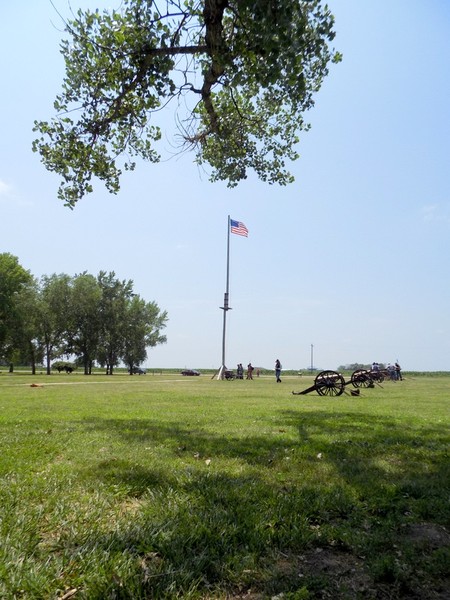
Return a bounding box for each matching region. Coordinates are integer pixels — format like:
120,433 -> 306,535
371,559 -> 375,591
66,273 -> 102,374
38,274 -> 73,375
122,295 -> 167,374
97,271 -> 134,375
14,282 -> 45,375
0,253 -> 33,360
33,0 -> 341,207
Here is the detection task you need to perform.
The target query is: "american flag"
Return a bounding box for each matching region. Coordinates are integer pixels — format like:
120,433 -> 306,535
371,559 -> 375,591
230,219 -> 248,237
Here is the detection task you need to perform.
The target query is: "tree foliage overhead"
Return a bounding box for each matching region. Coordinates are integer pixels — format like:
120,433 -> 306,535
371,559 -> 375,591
33,0 -> 341,207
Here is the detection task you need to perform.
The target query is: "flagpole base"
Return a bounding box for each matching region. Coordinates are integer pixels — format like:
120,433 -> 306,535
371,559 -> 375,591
215,365 -> 227,380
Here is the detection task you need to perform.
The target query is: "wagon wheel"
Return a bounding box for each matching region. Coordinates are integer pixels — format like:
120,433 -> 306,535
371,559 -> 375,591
351,369 -> 372,388
315,370 -> 345,396
371,371 -> 384,384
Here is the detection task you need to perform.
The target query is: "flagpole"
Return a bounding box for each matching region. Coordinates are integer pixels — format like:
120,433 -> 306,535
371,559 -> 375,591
217,215 -> 231,379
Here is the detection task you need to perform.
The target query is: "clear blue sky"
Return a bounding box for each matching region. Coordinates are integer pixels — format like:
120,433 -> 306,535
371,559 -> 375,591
1,1 -> 449,371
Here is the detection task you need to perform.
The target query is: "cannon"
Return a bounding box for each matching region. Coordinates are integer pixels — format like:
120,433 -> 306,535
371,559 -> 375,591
349,369 -> 385,387
292,368 -> 383,397
349,369 -> 374,388
292,370 -> 347,397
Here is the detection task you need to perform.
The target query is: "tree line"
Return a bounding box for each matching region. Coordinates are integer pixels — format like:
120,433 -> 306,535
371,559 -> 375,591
0,253 -> 167,375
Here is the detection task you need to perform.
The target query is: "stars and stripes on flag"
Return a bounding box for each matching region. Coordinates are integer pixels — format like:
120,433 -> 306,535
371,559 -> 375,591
230,219 -> 248,237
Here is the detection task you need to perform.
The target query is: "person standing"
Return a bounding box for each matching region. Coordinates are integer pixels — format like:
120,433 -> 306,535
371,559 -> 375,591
395,362 -> 402,381
387,364 -> 396,381
275,359 -> 282,382
246,363 -> 254,379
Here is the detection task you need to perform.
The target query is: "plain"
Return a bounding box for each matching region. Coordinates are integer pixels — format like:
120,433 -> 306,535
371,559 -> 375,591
0,372 -> 448,599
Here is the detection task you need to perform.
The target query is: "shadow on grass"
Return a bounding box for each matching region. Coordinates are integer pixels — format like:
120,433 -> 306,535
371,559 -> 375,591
63,411 -> 449,598
84,410 -> 449,497
283,409 -> 449,488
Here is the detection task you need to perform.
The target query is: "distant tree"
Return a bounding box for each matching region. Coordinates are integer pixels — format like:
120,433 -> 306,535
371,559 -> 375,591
37,274 -> 73,375
33,0 -> 341,207
337,363 -> 370,372
14,282 -> 45,375
96,271 -> 134,375
66,273 -> 102,374
122,295 -> 167,374
0,253 -> 34,361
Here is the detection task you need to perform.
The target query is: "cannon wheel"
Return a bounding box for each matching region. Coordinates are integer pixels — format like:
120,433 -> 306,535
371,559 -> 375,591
351,369 -> 372,388
315,370 -> 345,396
370,371 -> 385,383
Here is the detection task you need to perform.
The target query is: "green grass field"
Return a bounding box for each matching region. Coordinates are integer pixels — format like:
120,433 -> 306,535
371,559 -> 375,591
0,372 -> 448,599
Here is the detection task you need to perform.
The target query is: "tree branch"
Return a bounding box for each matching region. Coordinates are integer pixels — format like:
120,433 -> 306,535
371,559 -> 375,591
200,0 -> 229,133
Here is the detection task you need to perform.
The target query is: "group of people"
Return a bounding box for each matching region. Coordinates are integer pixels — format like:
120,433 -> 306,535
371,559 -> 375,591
235,361 -> 281,380
387,362 -> 403,381
236,360 -> 402,383
372,361 -> 403,381
236,363 -> 260,379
